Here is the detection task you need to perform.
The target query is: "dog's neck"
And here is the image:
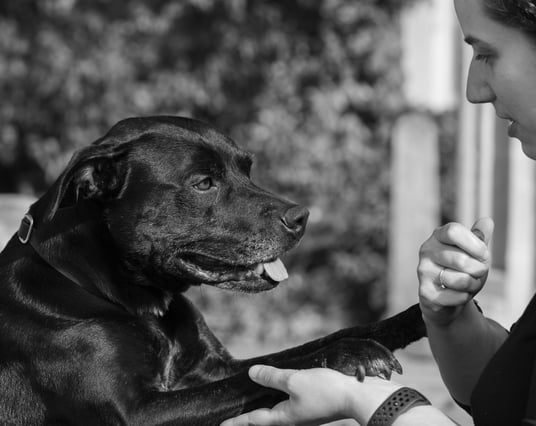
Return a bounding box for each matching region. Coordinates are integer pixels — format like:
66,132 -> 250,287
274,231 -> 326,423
19,198 -> 174,317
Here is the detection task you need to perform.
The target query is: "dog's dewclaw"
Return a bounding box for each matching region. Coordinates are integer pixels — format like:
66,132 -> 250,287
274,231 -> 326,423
263,258 -> 289,282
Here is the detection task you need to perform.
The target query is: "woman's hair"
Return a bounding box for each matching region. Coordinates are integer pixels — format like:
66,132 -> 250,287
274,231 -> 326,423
482,0 -> 536,39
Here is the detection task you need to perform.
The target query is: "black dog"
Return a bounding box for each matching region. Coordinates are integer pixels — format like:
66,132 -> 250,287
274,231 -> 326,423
0,116 -> 425,425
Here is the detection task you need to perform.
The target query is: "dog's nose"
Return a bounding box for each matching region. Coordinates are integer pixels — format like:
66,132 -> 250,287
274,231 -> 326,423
281,205 -> 309,235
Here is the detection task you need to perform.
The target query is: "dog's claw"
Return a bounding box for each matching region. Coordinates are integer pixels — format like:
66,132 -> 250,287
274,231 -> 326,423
356,365 -> 366,382
393,358 -> 403,375
378,370 -> 390,381
326,338 -> 402,382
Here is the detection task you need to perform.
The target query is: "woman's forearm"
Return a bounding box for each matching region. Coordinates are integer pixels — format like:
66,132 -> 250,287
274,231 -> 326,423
345,379 -> 459,425
393,405 -> 460,425
424,301 -> 508,403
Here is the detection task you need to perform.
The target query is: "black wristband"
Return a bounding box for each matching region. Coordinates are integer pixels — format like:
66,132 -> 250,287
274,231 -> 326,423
367,387 -> 431,426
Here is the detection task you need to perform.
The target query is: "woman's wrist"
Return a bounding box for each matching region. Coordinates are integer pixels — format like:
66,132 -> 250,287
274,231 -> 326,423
394,405 -> 458,426
345,377 -> 405,425
367,387 -> 431,425
421,298 -> 479,329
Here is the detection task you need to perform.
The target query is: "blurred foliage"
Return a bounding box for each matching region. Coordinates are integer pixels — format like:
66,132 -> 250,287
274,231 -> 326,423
0,0 -> 429,353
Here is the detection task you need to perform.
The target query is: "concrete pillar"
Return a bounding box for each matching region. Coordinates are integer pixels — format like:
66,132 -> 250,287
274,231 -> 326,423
388,113 -> 440,313
504,145 -> 536,322
388,0 -> 456,313
400,0 -> 457,112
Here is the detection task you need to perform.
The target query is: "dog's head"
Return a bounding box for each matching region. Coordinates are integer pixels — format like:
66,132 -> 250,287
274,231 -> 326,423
37,116 -> 308,294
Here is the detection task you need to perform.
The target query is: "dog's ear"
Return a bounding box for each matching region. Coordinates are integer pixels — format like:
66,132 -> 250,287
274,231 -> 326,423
43,143 -> 129,221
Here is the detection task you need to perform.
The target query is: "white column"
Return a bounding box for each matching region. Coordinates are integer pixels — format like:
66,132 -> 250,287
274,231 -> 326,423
388,0 -> 457,313
504,144 -> 536,321
400,0 -> 457,111
477,103 -> 497,219
456,44 -> 479,226
388,113 -> 440,313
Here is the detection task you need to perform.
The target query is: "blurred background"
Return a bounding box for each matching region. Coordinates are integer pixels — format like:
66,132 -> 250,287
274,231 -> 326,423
1,1 -> 534,424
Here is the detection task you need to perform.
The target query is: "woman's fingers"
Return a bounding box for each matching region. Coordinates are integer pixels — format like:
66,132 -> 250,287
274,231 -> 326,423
434,267 -> 482,293
419,219 -> 494,279
432,222 -> 491,265
430,246 -> 489,277
220,408 -> 286,426
248,365 -> 297,392
471,217 -> 494,245
418,218 -> 494,325
220,366 -> 296,426
420,275 -> 474,305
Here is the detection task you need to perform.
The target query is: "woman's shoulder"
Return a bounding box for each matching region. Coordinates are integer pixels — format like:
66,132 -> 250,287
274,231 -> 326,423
508,291 -> 536,334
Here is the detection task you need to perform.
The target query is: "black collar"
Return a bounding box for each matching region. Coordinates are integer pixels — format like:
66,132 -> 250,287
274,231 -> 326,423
17,203 -> 106,299
17,202 -> 173,317
18,213 -> 34,245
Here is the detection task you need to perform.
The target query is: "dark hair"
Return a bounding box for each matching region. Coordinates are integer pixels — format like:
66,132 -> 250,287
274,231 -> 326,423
482,0 -> 536,39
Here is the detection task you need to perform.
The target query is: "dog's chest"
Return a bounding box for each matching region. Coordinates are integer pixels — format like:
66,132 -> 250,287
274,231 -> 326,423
146,311 -> 233,391
153,337 -> 182,391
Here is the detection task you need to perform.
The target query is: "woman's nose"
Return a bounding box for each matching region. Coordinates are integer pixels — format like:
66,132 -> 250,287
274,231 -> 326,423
466,61 -> 495,104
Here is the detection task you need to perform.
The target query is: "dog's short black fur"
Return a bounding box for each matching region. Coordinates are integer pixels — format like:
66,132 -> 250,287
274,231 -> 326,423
0,116 -> 425,425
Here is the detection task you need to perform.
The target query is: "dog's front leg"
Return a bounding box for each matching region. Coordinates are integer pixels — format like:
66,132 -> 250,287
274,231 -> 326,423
128,305 -> 424,425
231,303 -> 426,380
130,372 -> 288,426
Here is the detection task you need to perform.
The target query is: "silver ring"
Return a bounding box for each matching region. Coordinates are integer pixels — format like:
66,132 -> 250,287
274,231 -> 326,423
438,268 -> 447,289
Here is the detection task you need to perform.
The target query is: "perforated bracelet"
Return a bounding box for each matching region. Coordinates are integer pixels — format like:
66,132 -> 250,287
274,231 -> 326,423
367,387 -> 431,426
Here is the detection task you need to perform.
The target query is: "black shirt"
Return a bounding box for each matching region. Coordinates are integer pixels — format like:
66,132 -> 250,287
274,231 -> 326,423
462,294 -> 536,425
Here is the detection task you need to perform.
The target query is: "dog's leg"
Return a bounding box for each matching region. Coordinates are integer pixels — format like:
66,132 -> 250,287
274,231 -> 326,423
130,374 -> 282,426
231,303 -> 425,379
130,304 -> 425,426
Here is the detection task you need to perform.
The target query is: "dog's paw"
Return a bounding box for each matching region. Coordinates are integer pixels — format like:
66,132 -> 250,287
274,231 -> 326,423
323,338 -> 402,382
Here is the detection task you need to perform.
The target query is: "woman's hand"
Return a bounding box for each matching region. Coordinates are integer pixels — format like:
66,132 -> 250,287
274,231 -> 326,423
220,365 -> 403,426
417,217 -> 494,326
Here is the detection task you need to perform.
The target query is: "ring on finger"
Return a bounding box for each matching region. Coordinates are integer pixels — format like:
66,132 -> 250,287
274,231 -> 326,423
438,268 -> 447,289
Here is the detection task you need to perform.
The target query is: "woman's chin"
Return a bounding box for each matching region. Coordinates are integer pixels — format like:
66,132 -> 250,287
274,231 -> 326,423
520,140 -> 536,160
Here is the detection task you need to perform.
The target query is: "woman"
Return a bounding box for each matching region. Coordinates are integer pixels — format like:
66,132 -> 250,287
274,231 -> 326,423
222,0 -> 536,425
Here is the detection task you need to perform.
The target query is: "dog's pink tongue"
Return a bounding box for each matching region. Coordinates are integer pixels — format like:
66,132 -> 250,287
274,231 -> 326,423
263,258 -> 288,282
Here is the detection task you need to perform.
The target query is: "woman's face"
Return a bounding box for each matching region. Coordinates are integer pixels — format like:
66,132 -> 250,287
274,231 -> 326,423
454,0 -> 536,158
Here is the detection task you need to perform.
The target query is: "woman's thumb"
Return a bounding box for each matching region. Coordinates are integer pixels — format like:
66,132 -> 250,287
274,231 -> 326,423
471,217 -> 494,245
248,365 -> 296,392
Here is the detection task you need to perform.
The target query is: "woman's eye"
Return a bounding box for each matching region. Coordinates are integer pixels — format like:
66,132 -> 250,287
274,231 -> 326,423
474,50 -> 494,65
194,177 -> 214,191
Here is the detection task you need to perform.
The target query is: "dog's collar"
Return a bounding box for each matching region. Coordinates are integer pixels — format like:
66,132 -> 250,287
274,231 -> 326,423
18,205 -> 90,247
17,206 -> 170,317
18,201 -> 100,247
18,213 -> 34,245
17,205 -> 106,300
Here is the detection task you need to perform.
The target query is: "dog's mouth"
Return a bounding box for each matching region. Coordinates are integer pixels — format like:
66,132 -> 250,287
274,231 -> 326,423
176,253 -> 289,291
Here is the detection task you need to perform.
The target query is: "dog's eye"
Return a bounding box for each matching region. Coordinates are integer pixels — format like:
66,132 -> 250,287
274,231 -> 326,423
193,177 -> 215,191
